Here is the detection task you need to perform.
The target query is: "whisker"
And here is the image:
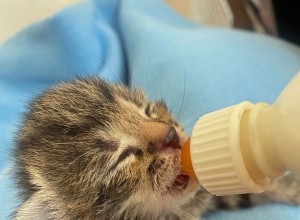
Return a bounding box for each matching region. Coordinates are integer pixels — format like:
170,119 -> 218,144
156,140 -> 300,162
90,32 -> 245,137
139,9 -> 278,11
130,59 -> 137,87
83,53 -> 124,84
182,117 -> 199,131
134,48 -> 155,94
101,63 -> 123,84
144,47 -> 153,92
176,70 -> 190,123
179,95 -> 191,125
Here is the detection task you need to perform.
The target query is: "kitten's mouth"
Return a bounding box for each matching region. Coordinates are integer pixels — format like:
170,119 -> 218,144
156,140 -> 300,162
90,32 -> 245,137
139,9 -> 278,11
162,131 -> 190,194
168,174 -> 190,193
163,149 -> 190,194
173,174 -> 190,190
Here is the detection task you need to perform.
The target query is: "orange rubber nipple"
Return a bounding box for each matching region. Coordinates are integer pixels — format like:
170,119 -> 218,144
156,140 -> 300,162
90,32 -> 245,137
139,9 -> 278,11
181,138 -> 197,179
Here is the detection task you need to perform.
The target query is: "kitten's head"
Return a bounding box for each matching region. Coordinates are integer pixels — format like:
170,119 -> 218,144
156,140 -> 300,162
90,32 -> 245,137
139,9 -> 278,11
16,78 -> 198,219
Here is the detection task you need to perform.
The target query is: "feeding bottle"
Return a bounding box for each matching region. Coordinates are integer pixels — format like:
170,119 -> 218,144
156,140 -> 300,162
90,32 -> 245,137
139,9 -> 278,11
181,71 -> 300,196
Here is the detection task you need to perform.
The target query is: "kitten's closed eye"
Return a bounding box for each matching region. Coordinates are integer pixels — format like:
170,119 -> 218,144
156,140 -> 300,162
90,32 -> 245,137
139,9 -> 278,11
120,147 -> 143,160
145,102 -> 165,119
109,147 -> 143,172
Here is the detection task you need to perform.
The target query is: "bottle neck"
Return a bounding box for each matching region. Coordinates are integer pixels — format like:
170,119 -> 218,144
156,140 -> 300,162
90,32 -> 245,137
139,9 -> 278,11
252,102 -> 300,175
242,103 -> 285,180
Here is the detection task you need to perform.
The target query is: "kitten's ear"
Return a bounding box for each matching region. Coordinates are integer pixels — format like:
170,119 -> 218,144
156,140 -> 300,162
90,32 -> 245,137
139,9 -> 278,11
14,192 -> 54,220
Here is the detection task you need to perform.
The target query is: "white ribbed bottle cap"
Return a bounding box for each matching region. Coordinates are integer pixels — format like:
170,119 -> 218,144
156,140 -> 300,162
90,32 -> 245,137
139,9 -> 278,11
190,102 -> 270,196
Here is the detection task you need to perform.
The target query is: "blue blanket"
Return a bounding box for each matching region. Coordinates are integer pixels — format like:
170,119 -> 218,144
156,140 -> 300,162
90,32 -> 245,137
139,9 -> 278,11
1,0 -> 300,219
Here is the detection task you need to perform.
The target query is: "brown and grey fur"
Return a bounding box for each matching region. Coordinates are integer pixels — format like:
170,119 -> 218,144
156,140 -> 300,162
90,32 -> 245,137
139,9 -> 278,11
13,78 -> 300,219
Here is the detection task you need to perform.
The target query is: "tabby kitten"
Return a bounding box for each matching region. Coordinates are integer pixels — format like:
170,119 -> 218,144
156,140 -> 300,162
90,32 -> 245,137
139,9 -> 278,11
13,78 -> 300,219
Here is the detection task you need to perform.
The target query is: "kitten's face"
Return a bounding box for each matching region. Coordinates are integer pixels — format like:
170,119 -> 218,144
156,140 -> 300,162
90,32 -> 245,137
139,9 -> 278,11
17,78 -> 198,218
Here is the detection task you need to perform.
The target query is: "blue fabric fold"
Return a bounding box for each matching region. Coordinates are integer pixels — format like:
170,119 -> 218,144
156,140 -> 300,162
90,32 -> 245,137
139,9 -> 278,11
1,0 -> 300,219
120,0 -> 300,134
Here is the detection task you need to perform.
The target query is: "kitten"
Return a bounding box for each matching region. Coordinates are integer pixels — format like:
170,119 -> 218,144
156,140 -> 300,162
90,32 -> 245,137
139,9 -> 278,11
13,77 -> 300,220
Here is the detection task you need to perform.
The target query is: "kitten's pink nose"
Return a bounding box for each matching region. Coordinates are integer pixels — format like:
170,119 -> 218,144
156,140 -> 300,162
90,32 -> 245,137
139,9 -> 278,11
162,126 -> 180,151
143,122 -> 180,154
